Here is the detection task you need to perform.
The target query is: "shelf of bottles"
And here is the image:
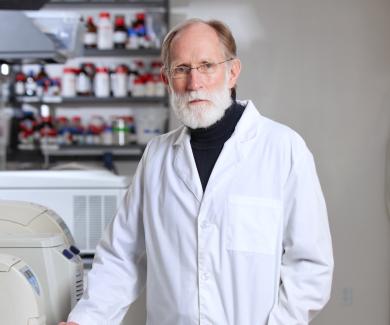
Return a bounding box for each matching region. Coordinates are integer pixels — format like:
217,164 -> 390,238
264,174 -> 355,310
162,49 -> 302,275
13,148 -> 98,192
14,109 -> 168,157
7,2 -> 170,162
47,0 -> 168,7
13,59 -> 167,105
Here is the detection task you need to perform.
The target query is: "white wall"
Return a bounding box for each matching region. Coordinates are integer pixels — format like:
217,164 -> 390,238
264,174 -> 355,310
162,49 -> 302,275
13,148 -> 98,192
171,0 -> 390,324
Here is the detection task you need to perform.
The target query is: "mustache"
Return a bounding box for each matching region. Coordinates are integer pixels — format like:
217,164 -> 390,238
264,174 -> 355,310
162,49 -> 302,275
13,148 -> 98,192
182,91 -> 213,102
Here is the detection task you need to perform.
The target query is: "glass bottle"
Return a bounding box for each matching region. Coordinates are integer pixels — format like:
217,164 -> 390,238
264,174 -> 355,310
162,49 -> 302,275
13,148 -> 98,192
113,15 -> 127,49
84,16 -> 97,49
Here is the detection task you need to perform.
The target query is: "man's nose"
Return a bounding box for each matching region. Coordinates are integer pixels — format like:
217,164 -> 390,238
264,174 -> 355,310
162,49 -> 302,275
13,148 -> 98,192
186,68 -> 203,91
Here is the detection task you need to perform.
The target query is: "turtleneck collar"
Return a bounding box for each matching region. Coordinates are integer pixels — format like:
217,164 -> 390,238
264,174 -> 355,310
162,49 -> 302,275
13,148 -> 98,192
190,100 -> 245,149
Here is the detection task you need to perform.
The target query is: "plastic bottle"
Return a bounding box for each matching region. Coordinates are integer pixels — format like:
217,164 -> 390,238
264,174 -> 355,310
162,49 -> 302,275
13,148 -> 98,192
76,66 -> 92,96
62,67 -> 77,97
112,117 -> 128,146
14,72 -> 26,96
94,67 -> 110,97
113,15 -> 127,49
84,16 -> 97,49
97,11 -> 113,50
113,65 -> 128,98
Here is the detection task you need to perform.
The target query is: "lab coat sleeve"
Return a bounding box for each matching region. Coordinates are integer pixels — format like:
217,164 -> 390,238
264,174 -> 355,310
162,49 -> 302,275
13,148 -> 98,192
67,145 -> 150,325
267,148 -> 334,325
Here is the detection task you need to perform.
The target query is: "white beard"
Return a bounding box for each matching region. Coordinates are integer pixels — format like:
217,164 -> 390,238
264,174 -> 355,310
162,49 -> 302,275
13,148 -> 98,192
169,77 -> 232,129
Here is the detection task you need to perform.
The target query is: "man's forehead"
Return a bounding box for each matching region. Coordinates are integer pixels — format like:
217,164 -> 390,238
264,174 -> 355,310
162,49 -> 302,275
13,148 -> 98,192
169,23 -> 224,63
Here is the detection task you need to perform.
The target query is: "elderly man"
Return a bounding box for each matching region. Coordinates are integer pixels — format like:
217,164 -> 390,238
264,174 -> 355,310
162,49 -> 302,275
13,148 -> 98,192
61,18 -> 333,325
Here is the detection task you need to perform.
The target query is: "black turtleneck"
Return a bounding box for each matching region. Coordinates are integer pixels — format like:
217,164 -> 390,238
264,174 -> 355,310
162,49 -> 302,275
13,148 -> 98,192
190,101 -> 245,191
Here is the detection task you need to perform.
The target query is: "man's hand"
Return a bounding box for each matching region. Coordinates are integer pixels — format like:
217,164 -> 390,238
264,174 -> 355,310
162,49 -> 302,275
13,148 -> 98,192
58,322 -> 79,325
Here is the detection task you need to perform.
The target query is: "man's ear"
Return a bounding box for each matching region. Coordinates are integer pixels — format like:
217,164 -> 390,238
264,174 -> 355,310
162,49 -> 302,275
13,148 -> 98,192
228,58 -> 241,89
160,67 -> 169,86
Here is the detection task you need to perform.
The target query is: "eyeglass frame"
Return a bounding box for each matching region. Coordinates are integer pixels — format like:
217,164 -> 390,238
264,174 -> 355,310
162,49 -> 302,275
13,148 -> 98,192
166,58 -> 235,79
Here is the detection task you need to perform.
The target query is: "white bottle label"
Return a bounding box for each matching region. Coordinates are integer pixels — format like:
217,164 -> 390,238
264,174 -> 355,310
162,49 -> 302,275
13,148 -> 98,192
114,31 -> 127,44
76,73 -> 91,93
113,74 -> 128,97
95,73 -> 110,97
15,82 -> 25,96
84,32 -> 97,46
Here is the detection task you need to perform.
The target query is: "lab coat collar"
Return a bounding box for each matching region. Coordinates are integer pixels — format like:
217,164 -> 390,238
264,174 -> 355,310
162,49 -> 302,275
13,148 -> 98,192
173,99 -> 261,147
172,99 -> 263,201
173,130 -> 203,202
233,99 -> 261,143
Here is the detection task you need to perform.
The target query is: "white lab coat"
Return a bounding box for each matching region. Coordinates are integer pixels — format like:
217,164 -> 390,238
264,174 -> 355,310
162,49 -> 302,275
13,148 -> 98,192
68,100 -> 334,325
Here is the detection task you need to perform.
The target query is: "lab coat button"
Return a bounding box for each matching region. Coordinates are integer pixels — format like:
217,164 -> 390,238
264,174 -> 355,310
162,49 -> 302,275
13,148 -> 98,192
201,272 -> 210,281
200,221 -> 209,229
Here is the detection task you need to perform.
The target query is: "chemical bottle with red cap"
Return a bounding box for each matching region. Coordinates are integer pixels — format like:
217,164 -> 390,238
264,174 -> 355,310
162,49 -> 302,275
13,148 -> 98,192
97,11 -> 113,50
113,15 -> 127,49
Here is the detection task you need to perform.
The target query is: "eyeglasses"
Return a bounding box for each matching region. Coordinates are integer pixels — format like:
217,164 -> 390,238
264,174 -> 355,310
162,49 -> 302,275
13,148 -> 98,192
168,58 -> 234,79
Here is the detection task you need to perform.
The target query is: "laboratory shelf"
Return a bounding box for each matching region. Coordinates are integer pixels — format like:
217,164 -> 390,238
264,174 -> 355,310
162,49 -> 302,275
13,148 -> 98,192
41,144 -> 143,156
82,48 -> 161,57
7,145 -> 145,164
15,95 -> 168,105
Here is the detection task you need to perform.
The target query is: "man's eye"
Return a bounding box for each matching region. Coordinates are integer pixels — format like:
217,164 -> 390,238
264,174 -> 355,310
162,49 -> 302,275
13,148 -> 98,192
198,63 -> 215,73
174,66 -> 189,74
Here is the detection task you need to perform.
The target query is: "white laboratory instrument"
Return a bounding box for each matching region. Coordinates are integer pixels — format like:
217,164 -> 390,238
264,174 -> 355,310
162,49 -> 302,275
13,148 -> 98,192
0,199 -> 75,247
0,253 -> 46,325
0,170 -> 131,253
0,233 -> 84,325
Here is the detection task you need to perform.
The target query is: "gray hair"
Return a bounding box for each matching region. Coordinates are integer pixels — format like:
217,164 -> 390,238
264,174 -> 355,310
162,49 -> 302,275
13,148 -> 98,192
161,18 -> 237,69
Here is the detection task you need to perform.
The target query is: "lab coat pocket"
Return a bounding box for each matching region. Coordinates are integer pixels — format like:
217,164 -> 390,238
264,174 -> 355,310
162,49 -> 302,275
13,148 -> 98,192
227,196 -> 282,255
